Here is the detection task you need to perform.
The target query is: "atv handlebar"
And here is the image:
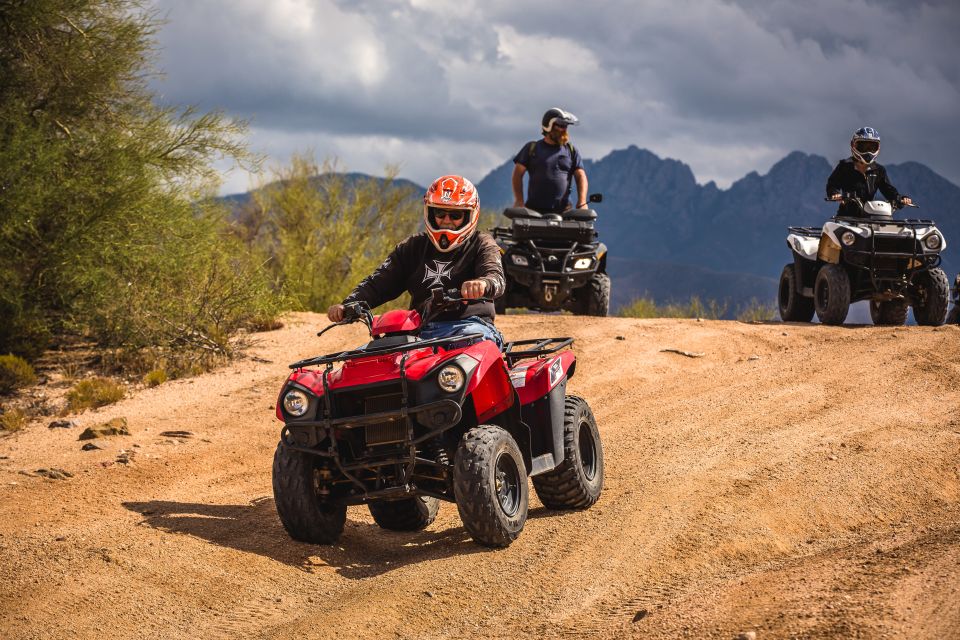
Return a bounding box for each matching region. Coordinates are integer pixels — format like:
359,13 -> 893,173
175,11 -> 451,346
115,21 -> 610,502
317,301 -> 373,337
825,193 -> 918,208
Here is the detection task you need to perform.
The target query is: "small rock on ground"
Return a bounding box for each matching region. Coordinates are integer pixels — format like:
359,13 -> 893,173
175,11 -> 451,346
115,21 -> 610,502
79,417 -> 129,440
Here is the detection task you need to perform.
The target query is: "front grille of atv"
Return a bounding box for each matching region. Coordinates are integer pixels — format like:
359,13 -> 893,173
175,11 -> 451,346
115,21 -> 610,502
331,384 -> 408,446
363,392 -> 407,445
871,235 -> 920,254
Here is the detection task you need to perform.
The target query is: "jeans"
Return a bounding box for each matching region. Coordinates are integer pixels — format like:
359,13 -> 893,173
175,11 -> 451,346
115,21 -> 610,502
419,316 -> 504,350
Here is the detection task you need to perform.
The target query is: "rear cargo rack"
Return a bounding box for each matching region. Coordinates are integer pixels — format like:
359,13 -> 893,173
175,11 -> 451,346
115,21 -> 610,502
289,333 -> 484,369
502,337 -> 574,366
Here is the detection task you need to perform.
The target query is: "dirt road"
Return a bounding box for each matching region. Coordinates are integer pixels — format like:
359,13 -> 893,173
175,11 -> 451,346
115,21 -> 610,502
2,315 -> 959,639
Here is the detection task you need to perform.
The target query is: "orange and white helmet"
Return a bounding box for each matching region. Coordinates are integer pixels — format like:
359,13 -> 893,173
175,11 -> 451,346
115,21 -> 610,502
423,175 -> 480,252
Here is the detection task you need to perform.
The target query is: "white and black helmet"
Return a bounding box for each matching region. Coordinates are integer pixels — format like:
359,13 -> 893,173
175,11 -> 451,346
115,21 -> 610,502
541,107 -> 579,134
850,126 -> 881,164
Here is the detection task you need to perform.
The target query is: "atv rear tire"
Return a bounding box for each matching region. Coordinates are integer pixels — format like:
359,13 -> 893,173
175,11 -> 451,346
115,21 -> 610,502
368,496 -> 440,531
912,267 -> 950,326
778,264 -> 815,322
272,441 -> 347,544
578,273 -> 610,317
532,396 -> 604,510
869,299 -> 908,326
814,264 -> 850,325
453,425 -> 528,548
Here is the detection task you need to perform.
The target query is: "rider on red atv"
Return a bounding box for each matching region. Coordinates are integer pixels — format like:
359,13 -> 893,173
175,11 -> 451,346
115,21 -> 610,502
327,174 -> 506,347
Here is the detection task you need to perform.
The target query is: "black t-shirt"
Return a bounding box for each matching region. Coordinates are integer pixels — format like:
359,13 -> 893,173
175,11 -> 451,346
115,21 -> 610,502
342,232 -> 505,322
826,158 -> 901,216
514,139 -> 583,213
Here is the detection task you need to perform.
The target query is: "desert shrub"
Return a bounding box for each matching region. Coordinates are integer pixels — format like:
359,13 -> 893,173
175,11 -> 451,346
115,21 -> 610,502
736,298 -> 778,322
0,1 -> 281,362
0,408 -> 28,432
0,354 -> 37,394
143,369 -> 168,387
618,296 -> 727,319
65,377 -> 126,413
236,155 -> 420,313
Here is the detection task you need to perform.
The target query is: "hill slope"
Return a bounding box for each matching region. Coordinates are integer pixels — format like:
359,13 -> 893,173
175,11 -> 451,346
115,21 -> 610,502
2,316 -> 959,639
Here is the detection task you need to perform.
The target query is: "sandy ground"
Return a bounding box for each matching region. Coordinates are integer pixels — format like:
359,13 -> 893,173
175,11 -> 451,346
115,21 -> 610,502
1,313 -> 959,640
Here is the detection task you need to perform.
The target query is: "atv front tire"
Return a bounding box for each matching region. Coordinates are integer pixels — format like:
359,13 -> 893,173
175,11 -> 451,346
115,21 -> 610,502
368,496 -> 440,531
577,273 -> 610,317
453,425 -> 528,548
814,264 -> 850,325
272,441 -> 347,544
532,395 -> 604,510
869,299 -> 908,326
778,264 -> 815,322
912,268 -> 950,326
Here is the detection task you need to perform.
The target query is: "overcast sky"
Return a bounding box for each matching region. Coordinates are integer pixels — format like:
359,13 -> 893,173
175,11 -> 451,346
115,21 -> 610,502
148,0 -> 960,195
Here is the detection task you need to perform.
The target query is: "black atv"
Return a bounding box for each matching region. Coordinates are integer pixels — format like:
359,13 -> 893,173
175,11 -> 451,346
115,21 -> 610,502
492,194 -> 609,316
779,195 -> 950,326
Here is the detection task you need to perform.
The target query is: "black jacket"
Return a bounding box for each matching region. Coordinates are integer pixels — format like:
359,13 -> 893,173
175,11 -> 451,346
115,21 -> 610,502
342,232 -> 505,321
826,158 -> 901,216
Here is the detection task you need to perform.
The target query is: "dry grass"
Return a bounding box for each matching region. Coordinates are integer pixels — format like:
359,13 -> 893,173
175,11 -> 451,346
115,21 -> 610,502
65,377 -> 126,413
0,407 -> 28,432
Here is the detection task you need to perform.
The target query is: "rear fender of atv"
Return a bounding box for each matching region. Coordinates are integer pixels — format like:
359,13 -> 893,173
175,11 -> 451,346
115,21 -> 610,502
511,351 -> 576,475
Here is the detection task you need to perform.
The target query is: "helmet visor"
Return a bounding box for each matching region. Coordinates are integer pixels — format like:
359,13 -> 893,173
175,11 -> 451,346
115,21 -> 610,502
853,139 -> 880,154
427,206 -> 469,229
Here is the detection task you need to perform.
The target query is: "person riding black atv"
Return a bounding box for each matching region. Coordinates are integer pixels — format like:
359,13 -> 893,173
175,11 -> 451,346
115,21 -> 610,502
492,194 -> 609,316
779,194 -> 950,326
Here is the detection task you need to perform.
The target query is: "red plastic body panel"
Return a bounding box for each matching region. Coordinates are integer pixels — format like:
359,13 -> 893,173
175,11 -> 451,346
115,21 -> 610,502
371,309 -> 421,335
510,350 -> 576,405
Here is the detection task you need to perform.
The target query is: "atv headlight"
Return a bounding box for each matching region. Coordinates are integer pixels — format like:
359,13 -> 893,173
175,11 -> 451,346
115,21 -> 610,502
924,233 -> 942,250
573,257 -> 592,269
437,365 -> 465,393
510,254 -> 529,266
841,231 -> 856,246
283,389 -> 309,417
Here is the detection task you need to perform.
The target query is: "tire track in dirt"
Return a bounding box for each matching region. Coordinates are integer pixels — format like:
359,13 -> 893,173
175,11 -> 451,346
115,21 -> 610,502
2,316 -> 959,639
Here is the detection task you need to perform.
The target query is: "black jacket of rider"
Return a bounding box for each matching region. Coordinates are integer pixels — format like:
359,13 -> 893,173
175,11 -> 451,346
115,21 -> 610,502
341,231 -> 506,322
826,158 -> 901,217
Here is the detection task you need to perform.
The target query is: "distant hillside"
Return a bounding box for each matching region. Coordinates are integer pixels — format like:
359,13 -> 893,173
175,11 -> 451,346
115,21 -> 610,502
219,172 -> 424,213
477,147 -> 960,310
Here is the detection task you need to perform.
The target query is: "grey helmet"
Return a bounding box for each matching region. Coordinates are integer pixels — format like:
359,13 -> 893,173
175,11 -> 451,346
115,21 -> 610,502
851,126 -> 881,164
541,107 -> 579,134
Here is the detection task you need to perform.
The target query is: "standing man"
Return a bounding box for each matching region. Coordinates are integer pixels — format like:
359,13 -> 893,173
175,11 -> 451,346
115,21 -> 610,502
512,107 -> 588,214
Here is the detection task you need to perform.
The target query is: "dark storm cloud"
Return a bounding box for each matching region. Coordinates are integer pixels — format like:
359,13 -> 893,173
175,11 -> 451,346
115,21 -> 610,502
148,0 -> 960,193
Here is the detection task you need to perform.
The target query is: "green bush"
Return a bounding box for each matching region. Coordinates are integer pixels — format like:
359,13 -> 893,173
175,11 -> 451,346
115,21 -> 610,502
0,354 -> 37,394
0,1 -> 281,363
236,155 -> 420,313
65,377 -> 126,413
0,408 -> 28,432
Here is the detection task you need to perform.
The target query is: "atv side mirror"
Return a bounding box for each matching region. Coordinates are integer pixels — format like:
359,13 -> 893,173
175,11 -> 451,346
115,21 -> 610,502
589,193 -> 602,204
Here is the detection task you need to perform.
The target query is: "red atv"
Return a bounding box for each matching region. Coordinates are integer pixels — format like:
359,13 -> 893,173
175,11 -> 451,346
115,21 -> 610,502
272,288 -> 604,547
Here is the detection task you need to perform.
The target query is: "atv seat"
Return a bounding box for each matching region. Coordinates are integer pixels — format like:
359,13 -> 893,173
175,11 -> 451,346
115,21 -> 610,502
504,207 -> 542,220
562,208 -> 597,222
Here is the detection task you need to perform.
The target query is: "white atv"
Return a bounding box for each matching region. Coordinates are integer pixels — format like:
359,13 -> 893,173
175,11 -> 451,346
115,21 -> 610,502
778,196 -> 950,326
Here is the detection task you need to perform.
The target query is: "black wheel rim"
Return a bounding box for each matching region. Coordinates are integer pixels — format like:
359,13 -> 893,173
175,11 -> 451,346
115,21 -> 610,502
578,420 -> 598,481
494,451 -> 521,517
